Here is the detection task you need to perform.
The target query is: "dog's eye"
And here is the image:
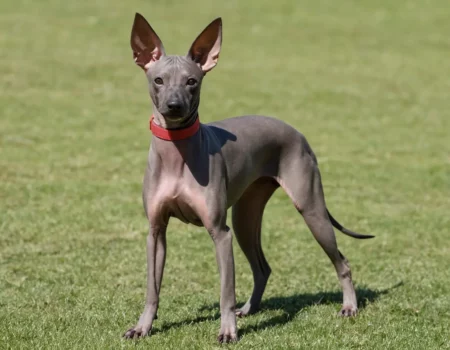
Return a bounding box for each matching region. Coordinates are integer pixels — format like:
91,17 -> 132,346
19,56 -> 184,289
154,77 -> 164,85
186,78 -> 197,86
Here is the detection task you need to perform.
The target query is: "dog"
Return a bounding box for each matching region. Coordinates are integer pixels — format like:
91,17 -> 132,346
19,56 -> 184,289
123,13 -> 374,343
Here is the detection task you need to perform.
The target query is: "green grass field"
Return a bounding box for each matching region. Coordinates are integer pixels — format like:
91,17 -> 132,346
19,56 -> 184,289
1,0 -> 449,348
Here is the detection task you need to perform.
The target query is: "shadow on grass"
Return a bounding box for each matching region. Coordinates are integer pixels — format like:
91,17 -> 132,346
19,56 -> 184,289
152,314 -> 220,334
153,282 -> 403,336
237,282 -> 403,336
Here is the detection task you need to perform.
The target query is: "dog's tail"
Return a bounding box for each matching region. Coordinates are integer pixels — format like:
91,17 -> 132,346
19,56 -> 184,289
327,209 -> 375,239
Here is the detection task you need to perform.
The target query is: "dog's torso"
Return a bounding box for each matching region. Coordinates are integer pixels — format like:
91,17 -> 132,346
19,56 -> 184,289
143,115 -> 316,228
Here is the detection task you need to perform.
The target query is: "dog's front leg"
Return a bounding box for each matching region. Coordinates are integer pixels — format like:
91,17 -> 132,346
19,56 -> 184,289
209,226 -> 238,343
124,224 -> 167,338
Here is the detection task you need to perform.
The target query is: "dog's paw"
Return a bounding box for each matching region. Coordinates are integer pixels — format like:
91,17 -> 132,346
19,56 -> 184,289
338,305 -> 358,317
123,317 -> 153,339
236,303 -> 258,317
218,330 -> 238,343
123,308 -> 155,339
236,305 -> 250,318
123,324 -> 152,339
235,309 -> 247,318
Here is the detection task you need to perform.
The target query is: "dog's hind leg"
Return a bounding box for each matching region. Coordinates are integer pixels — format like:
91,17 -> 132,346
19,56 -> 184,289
232,177 -> 279,317
301,208 -> 358,316
280,156 -> 358,316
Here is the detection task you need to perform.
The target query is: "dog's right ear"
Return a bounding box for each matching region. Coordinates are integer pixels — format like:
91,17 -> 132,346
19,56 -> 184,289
130,13 -> 165,70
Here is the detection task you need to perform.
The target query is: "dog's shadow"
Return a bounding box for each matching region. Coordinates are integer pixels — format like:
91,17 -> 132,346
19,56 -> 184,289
153,282 -> 403,336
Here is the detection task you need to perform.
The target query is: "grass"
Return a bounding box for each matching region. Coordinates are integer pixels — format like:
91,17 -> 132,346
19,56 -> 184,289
1,0 -> 449,348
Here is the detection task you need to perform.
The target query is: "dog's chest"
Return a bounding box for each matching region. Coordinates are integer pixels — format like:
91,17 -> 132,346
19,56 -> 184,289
145,175 -> 207,227
165,185 -> 205,226
144,136 -> 220,227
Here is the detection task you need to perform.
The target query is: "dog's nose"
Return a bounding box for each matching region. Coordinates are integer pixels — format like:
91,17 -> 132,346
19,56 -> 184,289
167,101 -> 182,111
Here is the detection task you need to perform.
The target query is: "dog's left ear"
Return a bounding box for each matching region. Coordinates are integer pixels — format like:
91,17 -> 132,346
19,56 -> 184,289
187,18 -> 222,73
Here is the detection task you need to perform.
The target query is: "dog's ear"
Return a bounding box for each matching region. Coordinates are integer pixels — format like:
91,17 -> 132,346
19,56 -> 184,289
130,13 -> 165,70
187,18 -> 222,73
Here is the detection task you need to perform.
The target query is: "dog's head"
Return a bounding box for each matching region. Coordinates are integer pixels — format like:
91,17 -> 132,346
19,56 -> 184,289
130,13 -> 222,127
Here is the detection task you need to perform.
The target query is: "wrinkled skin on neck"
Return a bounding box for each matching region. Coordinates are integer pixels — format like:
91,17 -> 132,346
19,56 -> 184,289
146,55 -> 204,129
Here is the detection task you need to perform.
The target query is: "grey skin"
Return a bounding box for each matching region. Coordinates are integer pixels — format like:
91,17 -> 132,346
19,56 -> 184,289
123,13 -> 374,343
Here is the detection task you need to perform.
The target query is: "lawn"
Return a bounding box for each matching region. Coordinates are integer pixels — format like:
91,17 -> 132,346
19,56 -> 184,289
1,0 -> 449,349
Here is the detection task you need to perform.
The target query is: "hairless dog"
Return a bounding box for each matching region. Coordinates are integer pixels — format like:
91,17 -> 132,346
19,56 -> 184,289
123,13 -> 374,343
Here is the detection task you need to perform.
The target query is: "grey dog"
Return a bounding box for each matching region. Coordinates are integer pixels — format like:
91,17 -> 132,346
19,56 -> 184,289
123,13 -> 374,343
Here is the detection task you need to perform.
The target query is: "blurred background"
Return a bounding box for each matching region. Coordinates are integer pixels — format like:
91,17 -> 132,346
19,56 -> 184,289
1,0 -> 449,348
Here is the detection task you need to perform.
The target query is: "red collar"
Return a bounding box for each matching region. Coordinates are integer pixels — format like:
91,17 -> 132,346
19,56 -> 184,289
149,115 -> 200,141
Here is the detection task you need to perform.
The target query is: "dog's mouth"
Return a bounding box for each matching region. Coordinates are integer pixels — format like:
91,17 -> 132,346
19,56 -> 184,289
163,114 -> 185,122
159,108 -> 187,120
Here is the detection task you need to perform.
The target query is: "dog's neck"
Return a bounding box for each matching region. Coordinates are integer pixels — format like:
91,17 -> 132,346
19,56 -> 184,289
149,103 -> 203,164
150,115 -> 200,142
149,117 -> 205,183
